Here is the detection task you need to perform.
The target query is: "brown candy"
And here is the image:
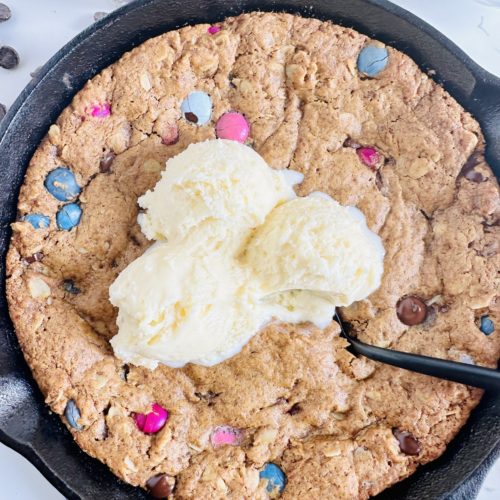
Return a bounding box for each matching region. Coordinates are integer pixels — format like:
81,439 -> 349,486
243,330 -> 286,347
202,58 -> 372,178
146,474 -> 172,498
393,429 -> 421,456
99,152 -> 115,173
396,296 -> 427,326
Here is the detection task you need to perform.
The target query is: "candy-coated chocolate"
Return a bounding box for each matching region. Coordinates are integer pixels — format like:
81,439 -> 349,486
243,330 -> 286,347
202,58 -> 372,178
216,112 -> 250,143
357,146 -> 381,170
210,425 -> 243,447
134,403 -> 169,434
65,400 -> 82,430
259,463 -> 286,496
90,103 -> 111,118
44,167 -> 81,201
480,315 -> 495,335
181,91 -> 212,126
357,45 -> 389,77
24,213 -> 50,229
56,203 -> 82,231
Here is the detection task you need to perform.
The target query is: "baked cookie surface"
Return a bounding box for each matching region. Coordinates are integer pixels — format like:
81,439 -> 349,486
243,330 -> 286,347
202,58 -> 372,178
6,12 -> 500,499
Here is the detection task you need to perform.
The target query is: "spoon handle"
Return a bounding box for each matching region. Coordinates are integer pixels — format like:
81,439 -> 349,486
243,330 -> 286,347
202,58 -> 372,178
348,336 -> 500,391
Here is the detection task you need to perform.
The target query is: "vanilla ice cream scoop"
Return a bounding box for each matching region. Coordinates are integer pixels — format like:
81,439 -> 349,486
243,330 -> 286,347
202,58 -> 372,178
110,223 -> 266,369
138,139 -> 298,242
110,140 -> 384,369
244,194 -> 385,307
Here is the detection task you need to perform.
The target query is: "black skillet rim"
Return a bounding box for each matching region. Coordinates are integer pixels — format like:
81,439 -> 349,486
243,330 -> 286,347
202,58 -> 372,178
0,0 -> 499,499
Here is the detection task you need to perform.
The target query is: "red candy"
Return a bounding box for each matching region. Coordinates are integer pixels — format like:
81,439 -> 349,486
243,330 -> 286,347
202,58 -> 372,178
208,26 -> 221,34
357,146 -> 381,170
134,403 -> 169,434
90,103 -> 111,118
216,112 -> 250,143
210,425 -> 243,447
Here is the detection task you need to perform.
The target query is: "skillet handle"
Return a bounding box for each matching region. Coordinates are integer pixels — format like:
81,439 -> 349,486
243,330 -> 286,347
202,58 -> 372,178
349,337 -> 500,392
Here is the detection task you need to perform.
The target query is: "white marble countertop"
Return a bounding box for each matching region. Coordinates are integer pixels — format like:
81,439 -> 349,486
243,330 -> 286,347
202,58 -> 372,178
0,0 -> 499,498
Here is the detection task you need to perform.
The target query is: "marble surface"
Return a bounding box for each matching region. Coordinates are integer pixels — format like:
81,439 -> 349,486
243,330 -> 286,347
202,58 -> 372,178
0,0 -> 499,498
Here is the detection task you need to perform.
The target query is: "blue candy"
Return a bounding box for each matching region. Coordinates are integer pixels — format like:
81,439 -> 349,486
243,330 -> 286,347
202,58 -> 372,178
259,463 -> 286,497
480,315 -> 495,335
357,45 -> 389,77
64,400 -> 82,430
24,213 -> 50,229
44,167 -> 81,201
181,91 -> 212,125
56,203 -> 82,231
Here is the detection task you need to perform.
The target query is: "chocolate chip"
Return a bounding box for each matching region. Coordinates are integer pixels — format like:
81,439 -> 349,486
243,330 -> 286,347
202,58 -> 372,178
24,252 -> 44,264
0,103 -> 6,120
460,150 -> 486,183
464,169 -> 485,183
393,429 -> 421,455
195,391 -> 220,405
120,364 -> 130,381
99,152 -> 115,173
0,3 -> 11,22
184,111 -> 198,124
479,239 -> 498,258
396,296 -> 427,326
0,45 -> 20,69
93,11 -> 108,21
63,279 -> 81,294
343,137 -> 360,149
146,474 -> 172,498
288,403 -> 301,415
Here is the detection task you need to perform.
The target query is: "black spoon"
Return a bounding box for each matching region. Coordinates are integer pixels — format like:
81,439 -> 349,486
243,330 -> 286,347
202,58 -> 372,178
334,312 -> 500,391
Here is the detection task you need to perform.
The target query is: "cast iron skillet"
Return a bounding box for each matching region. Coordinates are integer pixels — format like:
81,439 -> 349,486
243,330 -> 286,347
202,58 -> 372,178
0,0 -> 499,498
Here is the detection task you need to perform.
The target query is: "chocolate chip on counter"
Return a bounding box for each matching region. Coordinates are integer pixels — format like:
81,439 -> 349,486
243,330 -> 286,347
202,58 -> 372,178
396,296 -> 427,326
99,151 -> 116,173
24,252 -> 44,264
393,429 -> 421,455
0,45 -> 20,69
63,279 -> 81,295
146,474 -> 172,498
287,403 -> 301,415
93,11 -> 108,21
0,3 -> 11,22
0,103 -> 6,120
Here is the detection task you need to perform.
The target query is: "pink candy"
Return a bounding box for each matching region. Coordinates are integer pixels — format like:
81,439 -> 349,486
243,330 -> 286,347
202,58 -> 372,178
208,25 -> 221,34
89,103 -> 111,118
216,112 -> 250,143
134,403 -> 169,434
357,146 -> 381,170
161,124 -> 179,146
210,425 -> 243,447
